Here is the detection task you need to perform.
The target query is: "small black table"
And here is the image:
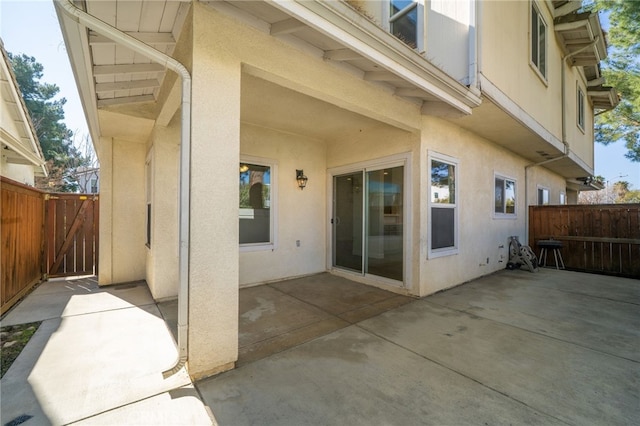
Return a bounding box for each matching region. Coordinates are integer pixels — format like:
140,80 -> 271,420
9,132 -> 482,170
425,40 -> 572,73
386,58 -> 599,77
537,240 -> 565,269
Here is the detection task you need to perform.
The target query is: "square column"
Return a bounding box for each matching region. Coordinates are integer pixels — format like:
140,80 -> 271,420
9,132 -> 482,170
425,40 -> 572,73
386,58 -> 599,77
187,20 -> 241,380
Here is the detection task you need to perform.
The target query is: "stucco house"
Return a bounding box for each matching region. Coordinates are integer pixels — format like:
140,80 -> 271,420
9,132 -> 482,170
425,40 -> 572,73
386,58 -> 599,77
54,0 -> 617,379
1,39 -> 47,186
75,165 -> 100,193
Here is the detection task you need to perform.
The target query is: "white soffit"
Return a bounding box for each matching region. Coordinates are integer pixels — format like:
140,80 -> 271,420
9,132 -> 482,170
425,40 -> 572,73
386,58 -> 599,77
61,0 -> 480,125
205,0 -> 482,115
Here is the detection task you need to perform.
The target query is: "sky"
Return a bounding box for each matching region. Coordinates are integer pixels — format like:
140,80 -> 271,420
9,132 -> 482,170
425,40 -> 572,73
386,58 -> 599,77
1,0 -> 638,189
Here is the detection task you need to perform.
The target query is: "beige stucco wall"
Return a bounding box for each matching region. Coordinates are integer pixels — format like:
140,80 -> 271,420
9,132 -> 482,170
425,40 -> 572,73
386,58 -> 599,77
566,69 -> 595,168
480,1 -> 562,140
527,165 -> 568,206
195,4 -> 419,132
187,5 -> 241,379
239,123 -> 327,286
420,116 -> 526,295
144,119 -> 179,300
97,133 -> 147,285
480,1 -> 596,173
326,124 -> 418,169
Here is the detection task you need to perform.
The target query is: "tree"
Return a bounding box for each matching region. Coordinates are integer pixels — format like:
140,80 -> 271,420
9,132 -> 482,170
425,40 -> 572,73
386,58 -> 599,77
578,180 -> 640,204
612,181 -> 640,203
8,52 -> 88,191
588,0 -> 640,162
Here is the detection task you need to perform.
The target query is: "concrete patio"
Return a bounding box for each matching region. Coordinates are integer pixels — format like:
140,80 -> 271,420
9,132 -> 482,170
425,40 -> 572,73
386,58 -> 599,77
199,269 -> 639,426
1,269 -> 638,425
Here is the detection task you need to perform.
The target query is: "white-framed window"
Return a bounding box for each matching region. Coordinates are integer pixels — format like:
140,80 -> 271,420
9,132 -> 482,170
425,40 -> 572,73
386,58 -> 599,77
560,192 -> 566,205
537,186 -> 550,205
531,2 -> 547,80
386,0 -> 424,50
494,174 -> 517,218
577,86 -> 585,131
428,152 -> 458,258
239,156 -> 277,251
90,178 -> 98,194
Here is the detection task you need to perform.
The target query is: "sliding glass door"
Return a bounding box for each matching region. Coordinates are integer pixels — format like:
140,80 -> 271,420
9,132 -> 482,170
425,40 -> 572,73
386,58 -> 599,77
333,165 -> 404,283
333,172 -> 364,273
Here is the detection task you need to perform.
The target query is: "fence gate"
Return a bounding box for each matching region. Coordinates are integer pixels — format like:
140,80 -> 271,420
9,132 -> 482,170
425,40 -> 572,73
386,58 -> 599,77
45,193 -> 99,278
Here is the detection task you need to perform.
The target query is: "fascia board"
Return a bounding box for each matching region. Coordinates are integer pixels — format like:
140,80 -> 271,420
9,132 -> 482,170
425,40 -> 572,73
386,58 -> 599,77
587,14 -> 607,61
0,129 -> 46,167
268,0 -> 481,115
54,2 -> 101,150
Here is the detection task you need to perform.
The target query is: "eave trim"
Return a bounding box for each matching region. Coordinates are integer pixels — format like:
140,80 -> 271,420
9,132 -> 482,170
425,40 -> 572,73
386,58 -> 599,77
267,0 -> 481,115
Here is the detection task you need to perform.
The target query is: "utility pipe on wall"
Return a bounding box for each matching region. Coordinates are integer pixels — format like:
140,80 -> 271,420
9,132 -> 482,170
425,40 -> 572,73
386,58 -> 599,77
524,36 -> 600,243
468,0 -> 479,91
524,154 -> 568,243
54,0 -> 191,377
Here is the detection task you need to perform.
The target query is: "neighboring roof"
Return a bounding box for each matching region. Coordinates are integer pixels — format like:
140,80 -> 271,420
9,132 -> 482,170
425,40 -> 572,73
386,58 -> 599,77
0,38 -> 48,177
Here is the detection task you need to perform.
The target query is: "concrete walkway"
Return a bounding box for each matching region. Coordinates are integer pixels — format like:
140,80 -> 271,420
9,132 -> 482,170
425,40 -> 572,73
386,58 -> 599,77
198,269 -> 640,426
0,277 -> 213,425
2,270 -> 638,425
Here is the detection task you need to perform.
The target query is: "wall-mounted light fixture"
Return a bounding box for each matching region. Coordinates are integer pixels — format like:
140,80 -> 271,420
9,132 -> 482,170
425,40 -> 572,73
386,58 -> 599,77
296,169 -> 308,190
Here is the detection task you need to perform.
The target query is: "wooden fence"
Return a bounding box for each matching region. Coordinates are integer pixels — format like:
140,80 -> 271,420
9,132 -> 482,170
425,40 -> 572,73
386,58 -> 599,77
529,204 -> 640,278
46,193 -> 99,277
1,177 -> 45,315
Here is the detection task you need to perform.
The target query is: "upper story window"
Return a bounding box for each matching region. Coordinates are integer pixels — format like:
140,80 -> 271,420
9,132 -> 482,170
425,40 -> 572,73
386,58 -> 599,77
577,86 -> 585,130
531,3 -> 547,79
389,0 -> 423,50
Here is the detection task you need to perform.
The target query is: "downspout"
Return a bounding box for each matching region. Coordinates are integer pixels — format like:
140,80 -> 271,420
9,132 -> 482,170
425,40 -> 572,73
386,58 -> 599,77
524,37 -> 599,243
524,156 -> 567,244
468,0 -> 479,91
54,0 -> 191,377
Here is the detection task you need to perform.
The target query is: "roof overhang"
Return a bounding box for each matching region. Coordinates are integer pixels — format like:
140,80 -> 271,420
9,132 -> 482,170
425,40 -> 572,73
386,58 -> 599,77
0,39 -> 47,177
566,176 -> 605,192
55,0 -> 482,146
554,11 -> 607,67
259,0 -> 482,115
553,9 -> 619,112
588,85 -> 620,111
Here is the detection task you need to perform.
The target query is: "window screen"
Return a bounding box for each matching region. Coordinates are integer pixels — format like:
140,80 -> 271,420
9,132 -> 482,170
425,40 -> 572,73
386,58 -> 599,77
431,207 -> 455,249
